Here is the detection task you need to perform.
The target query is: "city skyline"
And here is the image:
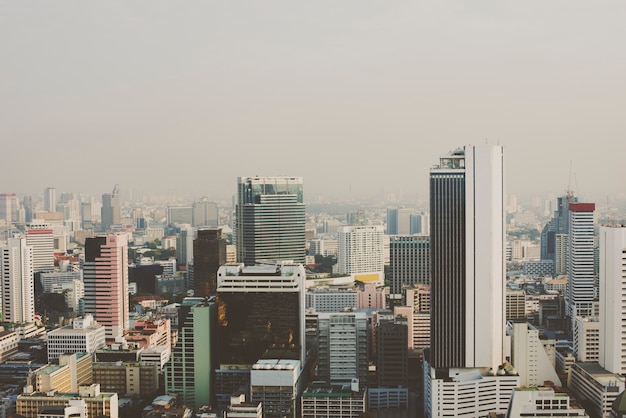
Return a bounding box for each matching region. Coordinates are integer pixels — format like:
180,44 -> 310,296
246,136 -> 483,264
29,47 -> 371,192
1,2 -> 625,201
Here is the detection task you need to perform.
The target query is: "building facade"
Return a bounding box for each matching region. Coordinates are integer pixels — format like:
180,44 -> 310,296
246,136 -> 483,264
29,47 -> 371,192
235,176 -> 305,265
101,187 -> 121,231
1,236 -> 34,324
425,145 -> 517,418
47,314 -> 106,362
429,145 -> 505,372
337,225 -> 385,284
164,297 -> 216,409
193,228 -> 227,297
568,202 -> 596,324
317,312 -> 368,384
599,225 -> 626,375
389,235 -> 430,295
83,235 -> 129,340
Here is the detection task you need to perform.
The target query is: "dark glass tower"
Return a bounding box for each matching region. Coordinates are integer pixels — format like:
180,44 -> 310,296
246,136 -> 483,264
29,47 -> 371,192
193,228 -> 227,297
235,176 -> 305,265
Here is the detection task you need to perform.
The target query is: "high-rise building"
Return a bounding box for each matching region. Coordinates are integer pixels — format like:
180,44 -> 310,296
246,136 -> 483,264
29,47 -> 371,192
193,228 -> 226,297
215,262 -> 306,412
410,212 -> 430,235
317,312 -> 368,384
165,297 -> 216,409
83,235 -> 129,340
541,194 -> 577,262
1,237 -> 34,323
389,235 -> 430,295
176,225 -> 197,267
80,201 -> 93,226
599,225 -> 626,375
23,195 -> 33,223
429,145 -> 505,371
337,225 -> 385,284
216,262 -> 306,367
26,221 -> 55,273
386,208 -> 413,235
424,145 -> 518,418
101,186 -> 121,232
567,202 -> 596,325
0,193 -> 19,224
43,187 -> 56,213
509,322 -> 561,387
235,176 -> 305,265
166,206 -> 193,226
193,198 -> 219,227
376,316 -> 409,388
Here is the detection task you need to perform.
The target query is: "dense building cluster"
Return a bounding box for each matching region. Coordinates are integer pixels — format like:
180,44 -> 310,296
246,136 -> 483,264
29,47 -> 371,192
2,148 -> 626,418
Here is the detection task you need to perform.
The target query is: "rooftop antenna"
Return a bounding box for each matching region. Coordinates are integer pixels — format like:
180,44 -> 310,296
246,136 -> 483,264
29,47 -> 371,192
566,161 -> 573,203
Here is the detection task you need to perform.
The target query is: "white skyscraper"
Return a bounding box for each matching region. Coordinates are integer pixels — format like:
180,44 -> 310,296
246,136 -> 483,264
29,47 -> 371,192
337,225 -> 385,284
429,145 -> 505,371
1,237 -> 35,323
26,221 -> 55,273
424,145 -> 519,418
567,202 -> 596,325
599,225 -> 626,375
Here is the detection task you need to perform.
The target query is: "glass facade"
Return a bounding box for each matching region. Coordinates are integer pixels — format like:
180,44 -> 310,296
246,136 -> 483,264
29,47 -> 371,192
216,292 -> 301,366
236,177 -> 306,265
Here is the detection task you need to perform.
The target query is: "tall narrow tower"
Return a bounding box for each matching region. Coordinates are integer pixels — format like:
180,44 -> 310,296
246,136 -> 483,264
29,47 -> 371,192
43,187 -> 56,213
1,237 -> 34,323
193,228 -> 226,297
101,185 -> 121,232
429,145 -> 505,372
83,235 -> 129,340
567,202 -> 596,325
235,176 -> 305,265
599,225 -> 626,375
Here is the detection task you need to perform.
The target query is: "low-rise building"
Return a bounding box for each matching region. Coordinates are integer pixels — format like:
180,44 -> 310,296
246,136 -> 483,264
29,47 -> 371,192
568,362 -> 625,418
506,387 -> 588,417
301,380 -> 366,418
92,361 -> 159,397
47,314 -> 106,362
17,384 -> 118,418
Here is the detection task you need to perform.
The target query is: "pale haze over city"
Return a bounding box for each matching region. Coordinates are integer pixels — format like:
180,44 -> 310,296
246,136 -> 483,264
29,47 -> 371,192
2,1 -> 625,202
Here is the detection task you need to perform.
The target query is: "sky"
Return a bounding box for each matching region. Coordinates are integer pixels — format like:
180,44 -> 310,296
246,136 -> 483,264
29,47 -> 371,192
1,1 -> 625,203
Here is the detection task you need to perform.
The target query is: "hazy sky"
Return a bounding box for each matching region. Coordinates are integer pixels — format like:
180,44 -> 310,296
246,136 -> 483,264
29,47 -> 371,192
2,1 -> 625,202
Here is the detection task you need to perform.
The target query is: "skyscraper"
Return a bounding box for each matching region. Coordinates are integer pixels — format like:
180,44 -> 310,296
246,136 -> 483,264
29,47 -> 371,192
317,312 -> 368,384
83,235 -> 129,340
429,145 -> 505,371
336,225 -> 385,284
567,202 -> 596,325
23,195 -> 33,223
235,176 -> 305,265
193,198 -> 219,227
598,225 -> 626,375
424,145 -> 518,418
0,193 -> 19,224
386,207 -> 413,235
1,237 -> 34,323
165,297 -> 216,409
215,262 -> 306,413
101,186 -> 121,232
193,228 -> 226,297
389,235 -> 430,295
26,221 -> 55,273
43,187 -> 56,213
